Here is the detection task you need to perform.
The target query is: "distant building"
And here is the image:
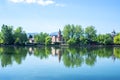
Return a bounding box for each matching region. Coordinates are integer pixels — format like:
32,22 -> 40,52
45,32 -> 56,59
27,33 -> 37,43
111,30 -> 116,37
28,34 -> 34,43
111,30 -> 116,43
50,29 -> 63,44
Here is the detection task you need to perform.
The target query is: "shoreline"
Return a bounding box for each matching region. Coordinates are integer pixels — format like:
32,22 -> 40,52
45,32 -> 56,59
0,43 -> 120,48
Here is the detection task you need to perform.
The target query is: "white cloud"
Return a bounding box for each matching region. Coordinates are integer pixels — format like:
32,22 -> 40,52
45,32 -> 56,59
9,0 -> 66,7
25,0 -> 36,4
9,0 -> 55,6
55,3 -> 65,7
9,0 -> 24,3
37,0 -> 55,6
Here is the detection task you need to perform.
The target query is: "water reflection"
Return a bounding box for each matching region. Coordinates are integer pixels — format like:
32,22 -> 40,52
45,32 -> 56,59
0,46 -> 120,68
0,47 -> 28,67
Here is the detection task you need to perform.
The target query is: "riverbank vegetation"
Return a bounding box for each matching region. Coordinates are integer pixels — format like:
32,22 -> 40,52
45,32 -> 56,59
0,24 -> 120,46
63,24 -> 115,45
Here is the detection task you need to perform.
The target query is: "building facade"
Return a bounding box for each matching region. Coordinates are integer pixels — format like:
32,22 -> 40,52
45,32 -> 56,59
50,29 -> 63,44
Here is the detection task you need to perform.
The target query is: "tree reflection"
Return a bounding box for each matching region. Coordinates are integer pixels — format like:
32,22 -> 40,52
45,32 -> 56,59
0,46 -> 120,68
62,48 -> 84,67
114,47 -> 120,58
0,47 -> 28,67
34,47 -> 51,59
62,47 -> 116,67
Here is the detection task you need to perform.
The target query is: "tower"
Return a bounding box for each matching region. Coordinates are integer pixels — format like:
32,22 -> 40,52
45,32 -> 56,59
58,29 -> 62,42
111,30 -> 116,44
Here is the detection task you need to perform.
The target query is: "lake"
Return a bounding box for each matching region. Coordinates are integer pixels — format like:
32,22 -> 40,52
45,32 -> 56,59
0,46 -> 120,80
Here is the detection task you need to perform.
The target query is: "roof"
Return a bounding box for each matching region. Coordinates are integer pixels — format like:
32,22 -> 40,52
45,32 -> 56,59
27,33 -> 37,38
50,32 -> 58,36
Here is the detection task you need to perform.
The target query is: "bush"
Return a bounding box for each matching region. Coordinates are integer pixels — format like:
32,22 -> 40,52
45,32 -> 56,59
67,38 -> 76,46
45,36 -> 52,45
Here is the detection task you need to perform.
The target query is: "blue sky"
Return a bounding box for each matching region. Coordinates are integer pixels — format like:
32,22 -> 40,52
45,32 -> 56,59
0,0 -> 120,34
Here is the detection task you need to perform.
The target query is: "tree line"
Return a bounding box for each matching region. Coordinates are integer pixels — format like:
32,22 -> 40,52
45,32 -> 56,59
63,24 -> 120,45
0,24 -> 27,45
0,24 -> 120,46
0,24 -> 51,45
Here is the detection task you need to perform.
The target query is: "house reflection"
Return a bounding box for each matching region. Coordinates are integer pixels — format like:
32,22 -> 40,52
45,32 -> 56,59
27,47 -> 62,62
28,47 -> 34,55
51,47 -> 62,62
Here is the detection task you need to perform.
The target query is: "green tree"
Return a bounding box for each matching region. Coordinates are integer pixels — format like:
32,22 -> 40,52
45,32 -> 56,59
97,34 -> 113,45
74,25 -> 84,39
114,33 -> 120,44
45,36 -> 52,45
97,34 -> 105,44
1,24 -> 14,44
74,25 -> 84,44
0,32 -> 3,44
63,24 -> 72,41
80,36 -> 88,45
103,34 -> 113,45
34,32 -> 48,44
14,27 -> 27,44
85,26 -> 97,42
63,24 -> 84,44
67,38 -> 76,45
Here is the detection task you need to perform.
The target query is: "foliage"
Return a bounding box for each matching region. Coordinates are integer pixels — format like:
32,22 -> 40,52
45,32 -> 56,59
1,24 -> 14,44
63,24 -> 84,41
80,36 -> 88,45
97,34 -> 105,44
63,24 -> 98,45
0,32 -> 3,43
63,24 -> 73,41
97,34 -> 113,45
63,24 -> 84,45
67,38 -> 76,45
85,26 -> 97,41
103,34 -> 113,45
75,25 -> 84,39
0,25 -> 27,45
114,33 -> 120,44
34,32 -> 48,44
45,36 -> 52,45
14,27 -> 27,44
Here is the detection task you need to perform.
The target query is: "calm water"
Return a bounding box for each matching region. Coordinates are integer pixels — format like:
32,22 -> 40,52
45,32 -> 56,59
0,46 -> 120,80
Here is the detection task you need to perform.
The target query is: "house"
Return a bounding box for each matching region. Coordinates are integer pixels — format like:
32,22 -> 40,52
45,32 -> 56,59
27,33 -> 36,43
29,37 -> 34,43
111,30 -> 116,37
50,29 -> 63,44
